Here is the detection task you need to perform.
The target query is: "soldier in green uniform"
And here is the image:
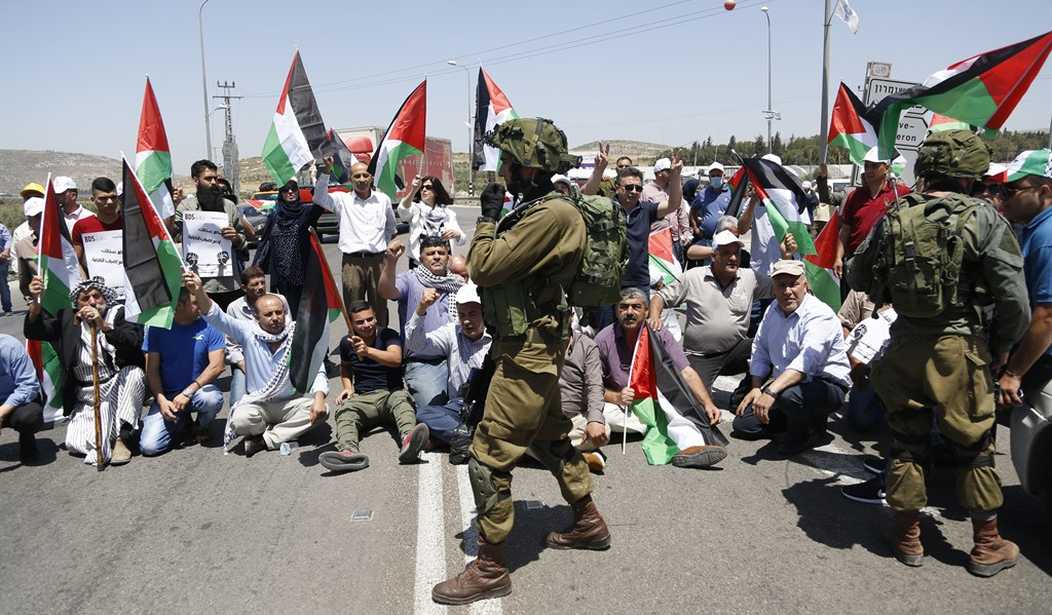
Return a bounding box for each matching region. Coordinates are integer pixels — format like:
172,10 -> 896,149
432,118 -> 611,605
847,130 -> 1030,577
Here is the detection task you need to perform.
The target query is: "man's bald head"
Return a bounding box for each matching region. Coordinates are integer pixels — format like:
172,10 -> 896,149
350,162 -> 373,197
254,293 -> 287,334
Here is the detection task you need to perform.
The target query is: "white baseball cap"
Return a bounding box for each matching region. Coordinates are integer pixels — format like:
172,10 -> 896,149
707,161 -> 725,175
53,176 -> 77,193
863,146 -> 890,164
23,197 -> 44,217
713,229 -> 744,248
551,174 -> 571,187
653,158 -> 672,173
455,283 -> 481,305
801,180 -> 813,190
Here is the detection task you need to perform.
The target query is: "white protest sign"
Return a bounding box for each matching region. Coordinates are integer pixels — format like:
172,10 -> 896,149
182,210 -> 233,278
846,308 -> 898,365
81,230 -> 127,295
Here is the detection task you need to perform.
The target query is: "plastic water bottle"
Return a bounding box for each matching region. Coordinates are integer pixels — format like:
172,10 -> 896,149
279,441 -> 297,456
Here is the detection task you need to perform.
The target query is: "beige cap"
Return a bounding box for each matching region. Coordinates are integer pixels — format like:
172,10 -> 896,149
771,259 -> 805,278
813,203 -> 832,223
712,229 -> 744,248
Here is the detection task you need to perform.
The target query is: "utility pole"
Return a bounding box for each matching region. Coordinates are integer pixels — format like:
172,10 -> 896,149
819,0 -> 833,163
213,81 -> 243,195
198,0 -> 212,160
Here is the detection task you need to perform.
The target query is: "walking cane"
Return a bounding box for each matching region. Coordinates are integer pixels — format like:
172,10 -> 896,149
91,324 -> 105,471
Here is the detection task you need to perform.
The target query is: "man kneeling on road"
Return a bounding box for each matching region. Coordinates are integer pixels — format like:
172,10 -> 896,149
25,277 -> 147,465
557,324 -> 610,473
319,303 -> 429,473
185,271 -> 327,457
733,259 -> 851,455
595,287 -> 726,468
408,284 -> 491,449
139,289 -> 225,456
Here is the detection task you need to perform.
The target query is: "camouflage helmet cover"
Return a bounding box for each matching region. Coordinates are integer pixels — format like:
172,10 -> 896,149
484,117 -> 580,173
914,129 -> 991,180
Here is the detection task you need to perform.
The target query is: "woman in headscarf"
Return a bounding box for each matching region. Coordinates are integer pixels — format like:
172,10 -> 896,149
397,175 -> 465,268
253,180 -> 323,315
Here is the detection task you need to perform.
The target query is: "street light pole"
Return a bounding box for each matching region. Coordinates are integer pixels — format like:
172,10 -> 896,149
448,60 -> 475,195
819,0 -> 833,163
761,6 -> 772,154
198,0 -> 213,160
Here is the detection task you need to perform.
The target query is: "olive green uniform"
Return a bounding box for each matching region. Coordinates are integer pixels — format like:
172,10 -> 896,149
467,193 -> 591,544
849,198 -> 1030,513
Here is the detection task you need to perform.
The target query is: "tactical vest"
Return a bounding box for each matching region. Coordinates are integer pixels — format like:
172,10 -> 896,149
869,192 -> 984,319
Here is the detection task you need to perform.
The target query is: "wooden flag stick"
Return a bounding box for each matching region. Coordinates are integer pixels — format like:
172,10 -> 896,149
90,325 -> 105,471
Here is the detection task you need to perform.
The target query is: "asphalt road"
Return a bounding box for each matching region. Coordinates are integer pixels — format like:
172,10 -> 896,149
1,209 -> 1049,615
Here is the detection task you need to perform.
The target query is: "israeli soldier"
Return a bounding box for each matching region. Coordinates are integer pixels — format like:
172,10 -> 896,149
432,118 -> 611,605
847,130 -> 1030,576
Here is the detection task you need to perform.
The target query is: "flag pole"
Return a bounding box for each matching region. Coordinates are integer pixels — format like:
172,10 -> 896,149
819,0 -> 833,164
91,325 -> 105,471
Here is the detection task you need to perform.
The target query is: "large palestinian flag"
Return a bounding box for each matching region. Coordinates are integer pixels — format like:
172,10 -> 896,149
648,227 -> 681,286
804,209 -> 842,295
120,157 -> 184,328
290,232 -> 342,393
135,78 -> 176,219
628,325 -> 727,465
867,30 -> 1052,159
828,82 -> 876,166
33,176 -> 82,421
262,50 -> 327,185
473,68 -> 519,172
368,80 -> 427,200
729,158 -> 841,310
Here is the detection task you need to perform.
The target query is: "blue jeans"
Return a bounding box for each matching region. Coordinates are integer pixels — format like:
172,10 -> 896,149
845,383 -> 885,432
0,262 -> 11,311
416,398 -> 464,445
229,365 -> 246,407
405,360 -> 449,408
139,385 -> 224,456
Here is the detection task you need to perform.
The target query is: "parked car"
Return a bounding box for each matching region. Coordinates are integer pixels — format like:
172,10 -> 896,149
1011,383 -> 1052,525
247,187 -> 406,245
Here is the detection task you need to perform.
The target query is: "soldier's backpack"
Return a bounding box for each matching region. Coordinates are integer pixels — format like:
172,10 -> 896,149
564,192 -> 627,307
870,192 -> 981,319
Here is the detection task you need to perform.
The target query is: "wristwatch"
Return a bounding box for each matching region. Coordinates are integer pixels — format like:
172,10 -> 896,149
761,384 -> 779,398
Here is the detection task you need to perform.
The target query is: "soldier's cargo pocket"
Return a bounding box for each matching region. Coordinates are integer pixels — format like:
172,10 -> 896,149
964,346 -> 995,422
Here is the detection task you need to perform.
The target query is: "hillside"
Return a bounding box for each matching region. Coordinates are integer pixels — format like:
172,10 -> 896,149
570,139 -> 672,161
0,149 -> 125,195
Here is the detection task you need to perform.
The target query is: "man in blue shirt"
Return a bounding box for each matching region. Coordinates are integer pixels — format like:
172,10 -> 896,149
997,149 -> 1052,405
140,290 -> 226,455
0,334 -> 43,460
688,162 -> 733,262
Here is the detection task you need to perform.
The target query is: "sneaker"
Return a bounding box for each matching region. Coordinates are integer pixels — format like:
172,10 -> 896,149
110,438 -> 133,465
671,445 -> 727,468
862,455 -> 886,476
319,449 -> 369,472
841,477 -> 886,505
243,435 -> 267,458
399,423 -> 430,464
581,451 -> 606,474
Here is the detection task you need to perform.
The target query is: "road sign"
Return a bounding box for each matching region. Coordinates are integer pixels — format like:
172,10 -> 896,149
866,62 -> 892,79
865,78 -> 927,116
895,114 -> 929,149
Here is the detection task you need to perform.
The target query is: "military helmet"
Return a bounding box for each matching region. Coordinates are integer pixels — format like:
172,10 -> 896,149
484,117 -> 579,173
914,129 -> 990,180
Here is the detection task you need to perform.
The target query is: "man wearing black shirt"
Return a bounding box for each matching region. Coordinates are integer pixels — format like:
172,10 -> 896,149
319,302 -> 429,473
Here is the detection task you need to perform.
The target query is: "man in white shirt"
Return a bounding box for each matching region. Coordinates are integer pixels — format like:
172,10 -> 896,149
53,176 -> 95,232
315,158 -> 397,327
733,259 -> 851,455
408,284 -> 491,447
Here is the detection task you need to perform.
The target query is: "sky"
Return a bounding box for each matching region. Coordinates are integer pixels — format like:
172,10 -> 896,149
3,0 -> 1051,175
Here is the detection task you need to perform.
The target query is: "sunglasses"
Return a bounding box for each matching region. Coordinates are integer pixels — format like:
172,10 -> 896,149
621,184 -> 643,193
1000,184 -> 1036,199
616,164 -> 631,169
421,184 -> 434,190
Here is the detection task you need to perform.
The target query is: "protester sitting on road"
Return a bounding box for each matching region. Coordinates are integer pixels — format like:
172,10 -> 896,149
837,290 -> 892,433
650,230 -> 773,389
398,175 -> 465,268
14,197 -> 43,304
139,289 -> 225,456
185,270 -> 327,458
71,177 -> 123,277
378,237 -> 463,408
318,302 -> 428,473
24,276 -> 147,466
409,284 -> 491,448
594,287 -> 726,468
733,259 -> 852,455
556,325 -> 609,473
685,214 -> 739,264
253,180 -> 324,314
0,333 -> 44,461
173,159 -> 251,311
224,266 -> 289,407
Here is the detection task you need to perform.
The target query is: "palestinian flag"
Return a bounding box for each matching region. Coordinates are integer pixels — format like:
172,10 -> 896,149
648,227 -> 681,285
34,175 -> 81,421
927,112 -> 973,134
263,50 -> 326,185
135,78 -> 175,219
120,157 -> 184,329
368,80 -> 427,200
322,128 -> 357,185
867,30 -> 1052,159
828,82 -> 876,166
731,158 -> 841,310
628,325 -> 727,465
290,233 -> 342,393
473,68 -> 519,172
804,209 -> 842,296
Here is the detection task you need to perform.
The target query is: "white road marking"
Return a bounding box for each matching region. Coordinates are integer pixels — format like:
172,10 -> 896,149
457,464 -> 503,615
415,452 -> 448,615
